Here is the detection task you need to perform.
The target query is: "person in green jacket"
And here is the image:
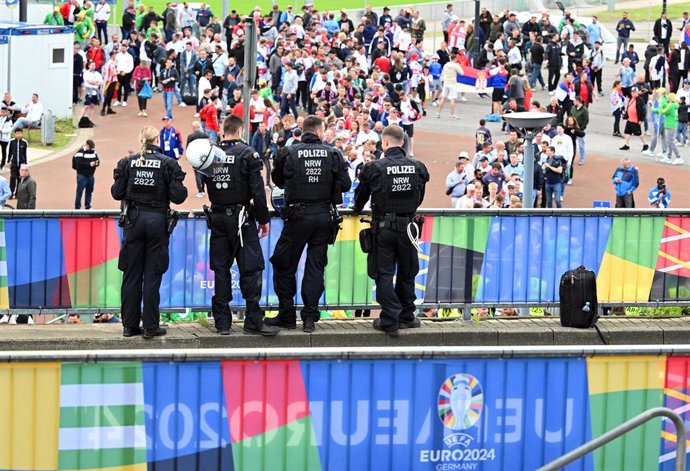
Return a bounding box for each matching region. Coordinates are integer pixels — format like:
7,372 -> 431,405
659,93 -> 683,164
44,7 -> 65,25
135,4 -> 147,31
73,12 -> 94,45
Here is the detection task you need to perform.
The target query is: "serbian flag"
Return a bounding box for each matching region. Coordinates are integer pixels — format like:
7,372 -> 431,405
684,22 -> 690,47
456,66 -> 504,93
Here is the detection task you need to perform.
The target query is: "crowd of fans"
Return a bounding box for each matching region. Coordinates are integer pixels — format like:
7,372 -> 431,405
56,1 -> 690,211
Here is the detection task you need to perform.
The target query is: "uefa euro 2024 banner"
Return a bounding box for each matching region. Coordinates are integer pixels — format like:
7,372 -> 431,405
1,355 -> 687,471
2,213 -> 690,310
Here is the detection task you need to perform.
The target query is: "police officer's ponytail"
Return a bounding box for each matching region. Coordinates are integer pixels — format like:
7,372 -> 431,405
138,126 -> 159,160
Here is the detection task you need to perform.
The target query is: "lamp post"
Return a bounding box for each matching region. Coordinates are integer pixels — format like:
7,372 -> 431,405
242,18 -> 257,141
501,112 -> 556,208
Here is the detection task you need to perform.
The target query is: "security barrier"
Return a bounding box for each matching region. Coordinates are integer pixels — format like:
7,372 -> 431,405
2,209 -> 690,311
0,345 -> 688,471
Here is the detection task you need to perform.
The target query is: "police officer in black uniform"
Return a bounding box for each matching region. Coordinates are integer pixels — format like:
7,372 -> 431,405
112,126 -> 188,339
268,115 -> 351,333
202,115 -> 279,336
354,124 -> 429,337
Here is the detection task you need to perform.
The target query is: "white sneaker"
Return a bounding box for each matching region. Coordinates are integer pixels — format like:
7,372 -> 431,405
660,157 -> 672,163
142,111 -> 148,117
450,114 -> 458,119
657,152 -> 667,158
121,101 -> 127,107
672,158 -> 685,165
432,101 -> 438,107
645,131 -> 651,136
436,113 -> 441,118
179,102 -> 188,107
137,111 -> 143,116
642,150 -> 653,156
196,192 -> 204,198
461,97 -> 468,102
0,315 -> 7,324
194,113 -> 200,117
113,100 -> 121,107
548,91 -> 555,96
560,196 -> 564,202
567,180 -> 573,185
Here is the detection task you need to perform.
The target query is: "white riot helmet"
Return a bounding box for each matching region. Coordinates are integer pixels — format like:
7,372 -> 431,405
185,138 -> 228,177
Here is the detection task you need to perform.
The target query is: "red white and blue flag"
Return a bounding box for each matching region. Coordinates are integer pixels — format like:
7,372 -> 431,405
456,66 -> 505,93
684,22 -> 690,47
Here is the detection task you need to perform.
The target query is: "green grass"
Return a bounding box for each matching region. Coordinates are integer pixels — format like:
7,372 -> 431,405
596,4 -> 688,24
27,118 -> 76,150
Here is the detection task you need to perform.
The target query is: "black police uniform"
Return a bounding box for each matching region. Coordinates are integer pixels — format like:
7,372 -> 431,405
269,132 -> 351,331
203,139 -> 276,336
111,144 -> 187,337
354,146 -> 429,334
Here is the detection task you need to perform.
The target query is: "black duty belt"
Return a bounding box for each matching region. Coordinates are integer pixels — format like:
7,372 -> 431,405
211,204 -> 246,215
288,201 -> 331,214
132,204 -> 168,215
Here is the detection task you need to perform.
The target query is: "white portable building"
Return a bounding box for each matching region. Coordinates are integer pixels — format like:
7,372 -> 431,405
0,22 -> 73,118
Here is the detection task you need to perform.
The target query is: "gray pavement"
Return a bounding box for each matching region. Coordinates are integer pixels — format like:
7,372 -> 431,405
2,317 -> 690,349
416,63 -> 689,168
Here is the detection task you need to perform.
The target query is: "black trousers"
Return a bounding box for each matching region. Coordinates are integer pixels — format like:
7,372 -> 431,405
96,21 -> 108,44
102,82 -> 116,110
117,73 -> 132,102
270,210 -> 331,324
370,227 -> 418,331
194,169 -> 205,193
210,210 -> 265,331
0,141 -> 7,168
119,209 -> 170,330
297,80 -> 309,109
9,165 -> 19,196
548,67 -> 560,91
591,68 -> 603,93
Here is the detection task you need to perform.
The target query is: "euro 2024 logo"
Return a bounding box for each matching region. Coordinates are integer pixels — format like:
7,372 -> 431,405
419,374 -> 495,466
437,374 -> 483,430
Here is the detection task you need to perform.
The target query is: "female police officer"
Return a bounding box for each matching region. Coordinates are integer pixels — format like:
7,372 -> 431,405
111,126 -> 188,339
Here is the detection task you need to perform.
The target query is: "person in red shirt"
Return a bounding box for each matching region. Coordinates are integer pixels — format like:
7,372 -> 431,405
230,97 -> 254,121
198,95 -> 220,142
374,55 -> 391,74
86,37 -> 105,71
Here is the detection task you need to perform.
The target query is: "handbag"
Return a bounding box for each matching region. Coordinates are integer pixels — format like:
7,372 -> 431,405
138,80 -> 153,99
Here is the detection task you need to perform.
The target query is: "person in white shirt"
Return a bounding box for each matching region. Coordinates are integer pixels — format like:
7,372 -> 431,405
114,43 -> 134,106
249,89 -> 265,133
398,26 -> 412,52
80,60 -> 103,122
399,90 -> 418,156
12,94 -> 43,132
0,108 -> 12,169
355,121 -> 378,146
93,0 -> 111,45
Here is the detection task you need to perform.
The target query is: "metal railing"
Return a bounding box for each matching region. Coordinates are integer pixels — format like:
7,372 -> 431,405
537,407 -> 687,471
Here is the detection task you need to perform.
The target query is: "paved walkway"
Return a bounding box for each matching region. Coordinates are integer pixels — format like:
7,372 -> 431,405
1,317 -> 688,350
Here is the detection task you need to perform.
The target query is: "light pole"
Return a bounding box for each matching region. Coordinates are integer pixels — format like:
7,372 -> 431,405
472,0 -> 480,67
501,112 -> 556,208
242,18 -> 257,141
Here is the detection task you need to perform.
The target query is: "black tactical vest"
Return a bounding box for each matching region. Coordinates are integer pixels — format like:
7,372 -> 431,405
206,142 -> 250,206
371,158 -> 421,215
125,151 -> 168,206
284,142 -> 334,204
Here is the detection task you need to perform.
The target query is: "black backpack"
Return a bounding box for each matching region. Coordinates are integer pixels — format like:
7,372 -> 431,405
559,266 -> 598,328
78,116 -> 94,128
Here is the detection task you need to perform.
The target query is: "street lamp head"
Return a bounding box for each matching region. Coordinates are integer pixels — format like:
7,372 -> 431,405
502,112 -> 556,132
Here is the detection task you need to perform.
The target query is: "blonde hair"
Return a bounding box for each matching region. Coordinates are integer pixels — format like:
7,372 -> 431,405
139,126 -> 159,157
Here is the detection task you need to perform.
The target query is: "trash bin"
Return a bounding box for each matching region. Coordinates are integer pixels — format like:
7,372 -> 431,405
41,110 -> 55,146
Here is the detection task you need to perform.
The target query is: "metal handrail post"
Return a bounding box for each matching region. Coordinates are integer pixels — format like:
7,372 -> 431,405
537,407 -> 686,471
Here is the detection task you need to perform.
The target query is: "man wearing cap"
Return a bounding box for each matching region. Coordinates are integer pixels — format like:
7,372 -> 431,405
446,154 -> 472,206
159,117 -> 184,159
72,139 -> 100,210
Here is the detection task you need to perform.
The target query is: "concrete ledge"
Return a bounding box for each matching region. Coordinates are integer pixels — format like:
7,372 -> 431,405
1,317 -> 689,350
